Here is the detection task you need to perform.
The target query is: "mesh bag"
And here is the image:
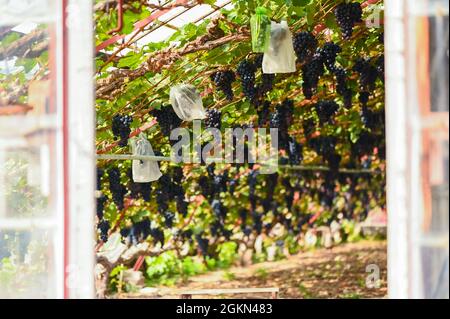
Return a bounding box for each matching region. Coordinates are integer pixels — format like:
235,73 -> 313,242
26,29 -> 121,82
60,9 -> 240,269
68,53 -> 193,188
131,133 -> 162,183
250,7 -> 271,53
262,21 -> 297,74
169,84 -> 205,121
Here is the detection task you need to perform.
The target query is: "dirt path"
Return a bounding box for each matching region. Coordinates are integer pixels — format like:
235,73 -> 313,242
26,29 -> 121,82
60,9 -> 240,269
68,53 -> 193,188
119,240 -> 387,299
168,240 -> 387,299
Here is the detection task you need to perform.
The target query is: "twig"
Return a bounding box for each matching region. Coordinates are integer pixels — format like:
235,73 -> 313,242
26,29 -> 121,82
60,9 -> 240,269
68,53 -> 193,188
0,29 -> 47,58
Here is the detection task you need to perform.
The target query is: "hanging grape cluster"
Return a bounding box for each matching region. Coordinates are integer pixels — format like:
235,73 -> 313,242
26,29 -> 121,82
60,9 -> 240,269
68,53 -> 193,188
236,55 -> 275,106
293,31 -> 318,63
152,106 -> 183,137
204,109 -> 222,129
314,100 -> 339,125
121,218 -> 165,246
95,1 -> 386,264
237,59 -> 258,103
316,42 -> 342,71
127,168 -> 151,201
210,70 -> 236,101
112,114 -> 133,147
270,99 -> 294,150
353,57 -> 379,91
334,2 -> 363,39
301,57 -> 325,99
108,167 -> 127,210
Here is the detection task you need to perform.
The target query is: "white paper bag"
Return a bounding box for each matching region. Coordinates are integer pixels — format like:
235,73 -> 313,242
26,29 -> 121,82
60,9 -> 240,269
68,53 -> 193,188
131,133 -> 162,183
169,84 -> 206,121
262,21 -> 297,74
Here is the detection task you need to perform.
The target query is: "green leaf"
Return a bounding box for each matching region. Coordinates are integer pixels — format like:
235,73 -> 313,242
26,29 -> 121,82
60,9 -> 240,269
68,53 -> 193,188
290,0 -> 312,6
116,51 -> 143,69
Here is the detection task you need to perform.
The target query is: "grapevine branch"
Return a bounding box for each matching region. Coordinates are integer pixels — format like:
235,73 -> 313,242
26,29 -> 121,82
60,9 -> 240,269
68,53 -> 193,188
94,0 -> 198,12
0,29 -> 47,58
95,0 -> 379,101
96,22 -> 249,100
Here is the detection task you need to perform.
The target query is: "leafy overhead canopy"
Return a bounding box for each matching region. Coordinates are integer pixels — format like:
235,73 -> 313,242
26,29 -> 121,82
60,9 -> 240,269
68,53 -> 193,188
94,0 -> 385,273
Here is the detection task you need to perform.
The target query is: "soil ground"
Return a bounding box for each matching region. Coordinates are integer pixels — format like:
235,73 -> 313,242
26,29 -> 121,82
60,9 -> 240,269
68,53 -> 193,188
122,240 -> 387,299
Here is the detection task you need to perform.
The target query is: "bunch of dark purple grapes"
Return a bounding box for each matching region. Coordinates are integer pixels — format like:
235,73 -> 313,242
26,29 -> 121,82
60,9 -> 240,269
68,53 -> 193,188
149,227 -> 165,246
237,59 -> 258,103
97,220 -> 110,243
269,99 -> 294,150
252,211 -> 263,235
314,100 -> 340,125
282,177 -> 295,211
353,57 -> 379,91
112,114 -> 133,147
253,54 -> 275,99
308,136 -> 337,159
293,31 -> 318,63
211,199 -> 228,222
302,118 -> 317,138
257,101 -> 271,126
359,92 -> 385,132
213,170 -> 229,194
359,91 -> 376,129
257,73 -> 275,97
121,219 -> 150,245
301,57 -> 325,99
375,54 -> 384,82
210,70 -> 236,101
334,2 -> 363,39
96,195 -> 107,220
108,167 -> 127,210
333,67 -> 353,108
96,168 -> 107,220
163,211 -> 175,228
210,201 -> 231,239
172,167 -> 189,217
121,219 -> 165,246
204,109 -> 222,129
152,105 -> 183,137
316,42 -> 342,71
127,169 -> 151,202
198,164 -> 228,202
351,131 -> 376,158
325,152 -> 342,175
195,233 -> 209,257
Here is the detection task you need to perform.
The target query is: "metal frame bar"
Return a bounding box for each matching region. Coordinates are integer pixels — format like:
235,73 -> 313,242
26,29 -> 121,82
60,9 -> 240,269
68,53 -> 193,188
96,154 -> 381,174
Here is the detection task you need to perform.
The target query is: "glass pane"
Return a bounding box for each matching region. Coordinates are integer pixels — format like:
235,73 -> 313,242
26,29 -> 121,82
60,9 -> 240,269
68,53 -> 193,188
0,143 -> 55,218
0,1 -> 62,299
411,2 -> 450,298
0,229 -> 57,298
